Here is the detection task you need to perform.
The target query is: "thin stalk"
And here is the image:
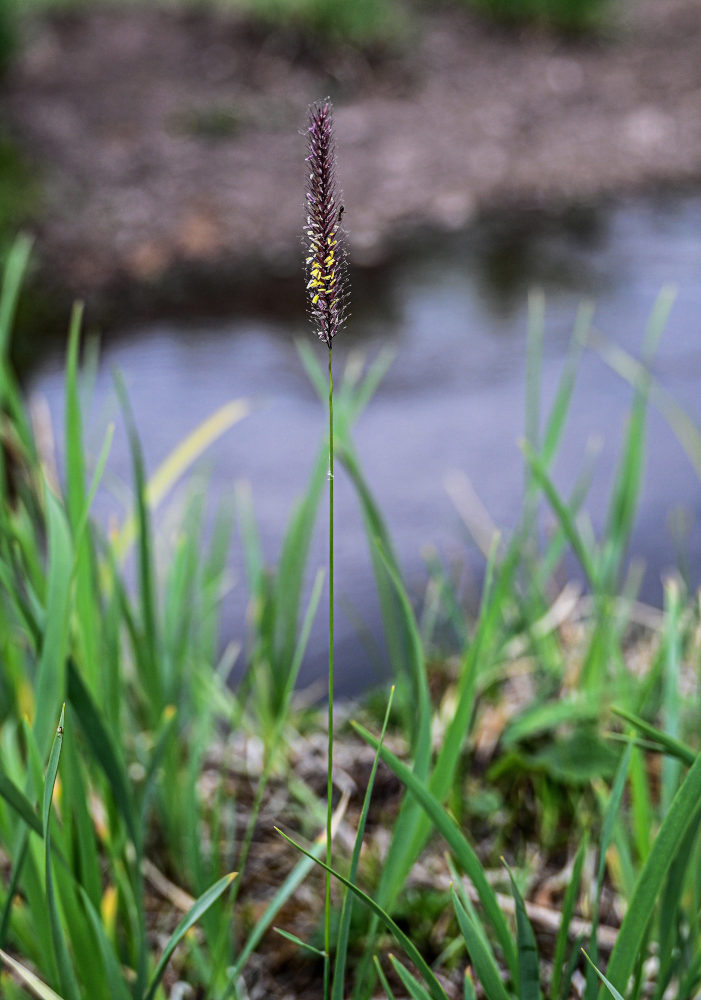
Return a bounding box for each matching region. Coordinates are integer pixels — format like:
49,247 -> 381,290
324,344 -> 335,999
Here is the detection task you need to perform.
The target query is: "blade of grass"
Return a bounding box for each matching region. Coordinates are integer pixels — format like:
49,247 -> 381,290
503,860 -> 539,1000
601,749 -> 701,997
332,687 -> 396,1000
33,488 -> 73,756
66,659 -> 140,850
114,398 -> 250,560
552,836 -> 588,1000
276,828 -> 449,1000
0,235 -> 32,362
389,954 -> 436,1000
610,708 -> 696,766
0,769 -> 42,837
374,955 -> 397,1000
77,888 -> 132,1000
0,948 -> 66,1000
451,888 -> 511,1000
273,928 -> 325,959
353,722 -> 517,979
113,370 -> 161,711
143,873 -> 236,1000
583,950 -> 625,1000
43,707 -> 81,1000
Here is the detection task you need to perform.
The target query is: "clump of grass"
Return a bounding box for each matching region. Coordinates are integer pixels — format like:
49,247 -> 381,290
1,102 -> 701,1000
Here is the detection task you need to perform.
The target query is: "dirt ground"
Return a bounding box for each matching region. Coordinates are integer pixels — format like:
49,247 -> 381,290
3,0 -> 701,319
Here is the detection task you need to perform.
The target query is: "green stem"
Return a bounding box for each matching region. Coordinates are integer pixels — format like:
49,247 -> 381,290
325,344 -> 335,1000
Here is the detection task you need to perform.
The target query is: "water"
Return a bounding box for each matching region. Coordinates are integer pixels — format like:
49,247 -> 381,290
28,192 -> 701,694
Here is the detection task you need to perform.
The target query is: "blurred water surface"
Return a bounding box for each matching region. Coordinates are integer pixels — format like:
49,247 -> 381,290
29,192 -> 701,693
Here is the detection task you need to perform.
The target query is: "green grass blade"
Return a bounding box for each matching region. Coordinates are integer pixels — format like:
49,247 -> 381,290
273,927 -> 325,959
143,873 -> 236,1000
43,707 -> 81,1000
229,835 -> 324,981
33,488 -> 73,756
276,828 -> 449,1000
374,955 -> 397,1000
583,950 -> 625,1000
64,302 -> 86,529
541,301 -> 592,464
601,749 -> 701,997
552,836 -> 587,1000
272,445 -> 326,707
0,769 -> 42,837
113,370 -> 161,709
77,889 -> 132,1000
451,888 -> 511,1000
521,441 -> 599,589
503,861 -> 539,1000
0,235 -> 32,361
0,948 -> 66,1000
353,722 -> 517,979
332,687 -> 395,1000
660,578 -> 683,812
389,954 -> 436,1000
374,542 -> 431,767
346,348 -> 395,423
296,338 -> 328,403
611,708 -> 696,766
66,659 -> 140,850
336,442 -> 411,684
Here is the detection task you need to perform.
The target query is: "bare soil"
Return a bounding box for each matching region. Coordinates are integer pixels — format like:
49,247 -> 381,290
3,0 -> 701,320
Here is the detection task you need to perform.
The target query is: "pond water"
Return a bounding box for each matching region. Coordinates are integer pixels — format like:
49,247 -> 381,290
28,191 -> 701,694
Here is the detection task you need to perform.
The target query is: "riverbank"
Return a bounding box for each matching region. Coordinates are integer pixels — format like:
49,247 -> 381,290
2,0 -> 701,325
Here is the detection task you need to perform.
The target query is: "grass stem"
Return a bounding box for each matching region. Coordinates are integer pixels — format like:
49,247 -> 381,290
325,344 -> 335,999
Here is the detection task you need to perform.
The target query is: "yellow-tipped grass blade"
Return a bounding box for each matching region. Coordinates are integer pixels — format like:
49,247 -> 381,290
114,398 -> 250,560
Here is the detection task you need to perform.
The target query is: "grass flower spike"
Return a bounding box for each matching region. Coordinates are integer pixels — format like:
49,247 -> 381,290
304,99 -> 348,347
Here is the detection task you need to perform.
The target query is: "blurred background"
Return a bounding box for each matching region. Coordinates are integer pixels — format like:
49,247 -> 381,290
1,0 -> 700,692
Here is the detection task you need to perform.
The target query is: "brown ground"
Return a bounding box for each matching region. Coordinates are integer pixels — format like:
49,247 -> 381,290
3,0 -> 701,318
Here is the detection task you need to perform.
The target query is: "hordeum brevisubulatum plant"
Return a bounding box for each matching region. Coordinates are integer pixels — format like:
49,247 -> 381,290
304,96 -> 348,999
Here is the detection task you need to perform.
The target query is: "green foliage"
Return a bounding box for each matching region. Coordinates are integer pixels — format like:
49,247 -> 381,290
1,233 -> 701,1000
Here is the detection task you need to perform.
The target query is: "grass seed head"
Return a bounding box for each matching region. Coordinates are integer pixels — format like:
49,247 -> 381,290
304,98 -> 348,347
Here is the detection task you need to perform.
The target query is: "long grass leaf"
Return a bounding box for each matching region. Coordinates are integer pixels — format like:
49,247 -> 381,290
503,861 -> 539,1000
552,837 -> 587,1000
389,954 -> 436,1000
583,950 -> 625,1000
33,489 -> 73,756
332,687 -> 395,1000
521,441 -> 599,588
0,769 -> 42,837
143,873 -> 236,1000
374,955 -> 397,1000
451,889 -> 511,1000
43,708 -> 81,1000
602,750 -> 701,997
77,889 -> 132,1000
353,722 -> 517,978
66,659 -> 139,849
0,948 -> 66,1000
611,708 -> 696,766
114,399 -> 250,559
276,829 -> 449,1000
0,235 -> 32,361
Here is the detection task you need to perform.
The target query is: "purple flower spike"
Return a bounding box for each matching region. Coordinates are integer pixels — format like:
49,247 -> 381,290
304,99 -> 348,348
